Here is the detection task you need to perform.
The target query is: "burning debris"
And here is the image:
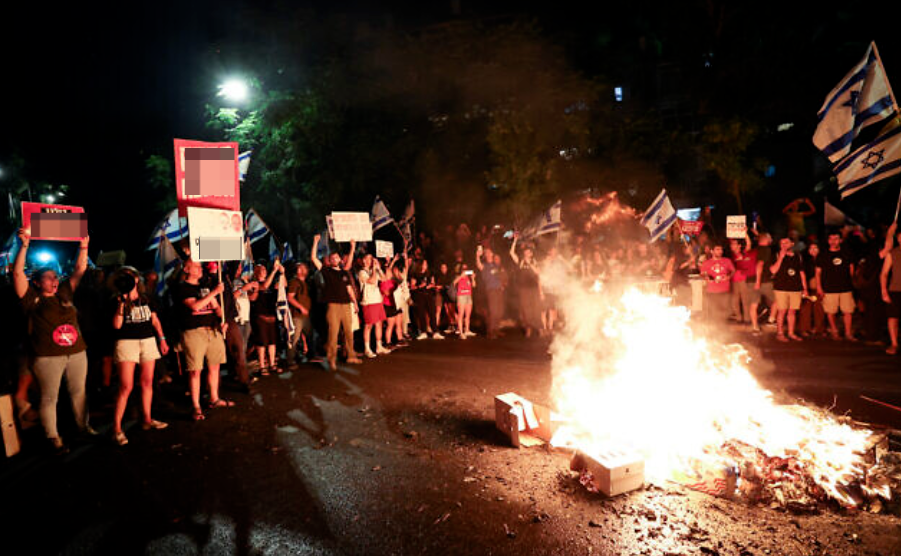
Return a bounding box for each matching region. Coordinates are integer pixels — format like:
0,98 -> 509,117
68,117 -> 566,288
496,285 -> 901,514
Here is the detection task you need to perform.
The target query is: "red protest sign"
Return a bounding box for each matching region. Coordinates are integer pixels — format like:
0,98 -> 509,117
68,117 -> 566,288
173,139 -> 241,218
21,202 -> 87,241
678,219 -> 704,235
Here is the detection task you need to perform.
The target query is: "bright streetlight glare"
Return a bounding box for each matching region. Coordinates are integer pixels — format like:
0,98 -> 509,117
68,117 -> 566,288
219,79 -> 249,102
36,251 -> 54,263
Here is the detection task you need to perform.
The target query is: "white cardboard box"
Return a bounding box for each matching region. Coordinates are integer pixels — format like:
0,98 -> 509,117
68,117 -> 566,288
571,448 -> 645,496
494,393 -> 559,448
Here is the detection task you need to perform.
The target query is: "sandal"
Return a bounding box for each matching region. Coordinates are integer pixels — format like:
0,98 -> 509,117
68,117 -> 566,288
260,366 -> 270,377
209,398 -> 235,409
193,409 -> 206,421
887,345 -> 899,355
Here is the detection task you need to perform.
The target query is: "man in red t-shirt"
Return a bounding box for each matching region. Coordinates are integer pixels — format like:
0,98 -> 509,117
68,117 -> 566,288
700,243 -> 735,324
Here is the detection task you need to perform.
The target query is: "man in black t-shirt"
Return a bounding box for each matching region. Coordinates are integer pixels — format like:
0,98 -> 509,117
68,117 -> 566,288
815,231 -> 856,341
175,259 -> 232,420
749,233 -> 775,334
770,236 -> 808,342
311,234 -> 360,370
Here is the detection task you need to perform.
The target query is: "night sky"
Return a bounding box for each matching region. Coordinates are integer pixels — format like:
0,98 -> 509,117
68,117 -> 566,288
3,1 -> 900,262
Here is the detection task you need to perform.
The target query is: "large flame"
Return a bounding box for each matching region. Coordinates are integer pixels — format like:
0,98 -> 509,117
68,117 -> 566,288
550,286 -> 872,505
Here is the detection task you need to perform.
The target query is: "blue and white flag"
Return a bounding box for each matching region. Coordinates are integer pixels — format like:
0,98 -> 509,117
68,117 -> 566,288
371,196 -> 394,232
146,208 -> 188,251
241,239 -> 253,276
155,236 -> 182,296
834,122 -> 901,198
521,199 -> 562,239
276,273 -> 295,337
0,230 -> 20,268
269,235 -> 281,262
282,241 -> 295,262
813,42 -> 897,163
245,208 -> 271,245
640,189 -> 678,242
397,199 -> 415,244
238,150 -> 252,182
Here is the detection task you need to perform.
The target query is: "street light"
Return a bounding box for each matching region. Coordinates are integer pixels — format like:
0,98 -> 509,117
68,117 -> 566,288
218,78 -> 249,104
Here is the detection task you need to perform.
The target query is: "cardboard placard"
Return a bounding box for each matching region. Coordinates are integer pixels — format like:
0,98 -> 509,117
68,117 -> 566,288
375,240 -> 394,259
331,212 -> 372,242
21,202 -> 87,241
678,219 -> 704,235
96,250 -> 127,267
173,139 -> 241,218
187,206 -> 245,262
726,215 -> 747,239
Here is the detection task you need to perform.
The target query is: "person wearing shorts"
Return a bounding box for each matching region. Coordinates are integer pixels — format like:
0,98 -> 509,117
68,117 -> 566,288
816,231 -> 856,341
110,268 -> 169,446
453,264 -> 476,338
174,260 -> 232,421
880,235 -> 901,354
750,233 -> 775,334
358,254 -> 389,358
770,236 -> 807,342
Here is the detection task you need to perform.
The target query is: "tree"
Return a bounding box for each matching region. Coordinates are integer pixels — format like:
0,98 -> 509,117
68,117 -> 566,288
696,117 -> 767,213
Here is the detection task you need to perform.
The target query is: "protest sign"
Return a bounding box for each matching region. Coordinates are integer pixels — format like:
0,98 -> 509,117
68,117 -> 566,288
21,202 -> 87,241
330,212 -> 372,242
726,215 -> 747,239
375,240 -> 394,259
96,250 -> 127,267
187,206 -> 245,262
678,219 -> 704,236
173,139 -> 241,218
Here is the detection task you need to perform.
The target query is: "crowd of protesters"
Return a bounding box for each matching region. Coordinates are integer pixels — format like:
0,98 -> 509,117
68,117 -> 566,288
1,207 -> 901,456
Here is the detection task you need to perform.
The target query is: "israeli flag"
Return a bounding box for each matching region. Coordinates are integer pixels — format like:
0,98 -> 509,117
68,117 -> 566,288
238,150 -> 252,182
0,230 -> 20,267
245,208 -> 271,245
241,239 -> 253,276
640,189 -> 678,242
282,241 -> 295,262
835,123 -> 901,198
537,200 -> 562,235
155,236 -> 182,296
813,42 -> 896,163
268,236 -> 281,262
276,273 -> 295,337
146,208 -> 188,251
371,196 -> 394,232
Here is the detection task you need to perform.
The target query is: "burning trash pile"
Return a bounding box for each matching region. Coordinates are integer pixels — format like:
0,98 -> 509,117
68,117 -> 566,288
501,286 -> 901,514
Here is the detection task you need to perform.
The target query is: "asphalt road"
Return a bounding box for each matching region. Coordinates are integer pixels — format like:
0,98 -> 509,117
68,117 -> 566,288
1,327 -> 900,555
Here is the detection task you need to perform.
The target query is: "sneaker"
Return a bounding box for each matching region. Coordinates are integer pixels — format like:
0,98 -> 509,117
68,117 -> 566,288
416,332 -> 429,340
776,334 -> 789,343
751,326 -> 761,335
365,350 -> 377,359
81,425 -> 100,437
432,332 -> 445,340
465,331 -> 476,337
458,331 -> 466,340
142,419 -> 168,431
346,357 -> 363,364
376,346 -> 391,355
113,431 -> 129,446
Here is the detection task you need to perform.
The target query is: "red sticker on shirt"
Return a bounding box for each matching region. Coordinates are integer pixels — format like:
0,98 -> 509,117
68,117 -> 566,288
52,324 -> 79,347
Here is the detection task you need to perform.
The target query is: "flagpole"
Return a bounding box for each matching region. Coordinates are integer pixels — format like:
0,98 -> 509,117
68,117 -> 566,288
894,186 -> 901,223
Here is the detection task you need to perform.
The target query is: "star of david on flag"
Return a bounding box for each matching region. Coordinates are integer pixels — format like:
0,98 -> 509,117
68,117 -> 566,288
813,41 -> 896,163
146,208 -> 188,251
834,122 -> 901,198
640,189 -> 677,242
245,208 -> 272,245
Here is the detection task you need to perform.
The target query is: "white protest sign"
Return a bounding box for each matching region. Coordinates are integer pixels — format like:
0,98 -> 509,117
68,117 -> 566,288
331,211 -> 372,242
187,206 -> 245,261
375,240 -> 394,259
726,215 -> 747,239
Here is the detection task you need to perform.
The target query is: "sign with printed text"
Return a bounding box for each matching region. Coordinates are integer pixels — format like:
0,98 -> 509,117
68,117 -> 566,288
21,202 -> 87,241
375,240 -> 394,259
678,219 -> 704,236
726,215 -> 747,239
187,206 -> 245,262
330,212 -> 372,242
174,139 -> 241,218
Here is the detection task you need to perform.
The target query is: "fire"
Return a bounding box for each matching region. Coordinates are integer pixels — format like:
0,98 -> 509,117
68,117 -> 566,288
583,191 -> 639,230
549,287 -> 873,506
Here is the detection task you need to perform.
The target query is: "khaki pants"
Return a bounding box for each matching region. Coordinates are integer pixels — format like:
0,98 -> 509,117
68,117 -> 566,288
326,303 -> 356,362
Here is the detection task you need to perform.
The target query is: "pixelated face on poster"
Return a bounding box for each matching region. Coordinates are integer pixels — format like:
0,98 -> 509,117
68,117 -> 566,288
21,202 -> 88,241
173,139 -> 241,217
